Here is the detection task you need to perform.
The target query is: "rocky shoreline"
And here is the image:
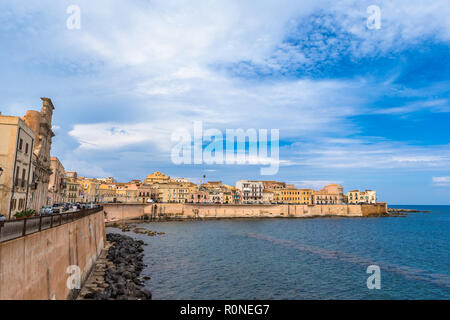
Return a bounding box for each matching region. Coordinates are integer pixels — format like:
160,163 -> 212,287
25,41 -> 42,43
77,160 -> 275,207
78,233 -> 152,300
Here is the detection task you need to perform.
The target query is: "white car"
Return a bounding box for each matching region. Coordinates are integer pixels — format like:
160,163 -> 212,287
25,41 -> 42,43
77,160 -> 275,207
40,206 -> 53,215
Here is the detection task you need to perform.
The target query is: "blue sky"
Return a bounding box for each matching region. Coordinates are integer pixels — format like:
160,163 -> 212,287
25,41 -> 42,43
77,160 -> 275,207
1,0 -> 450,204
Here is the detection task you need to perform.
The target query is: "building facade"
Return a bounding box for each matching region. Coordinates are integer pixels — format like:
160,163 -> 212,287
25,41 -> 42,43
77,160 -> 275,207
145,171 -> 170,184
348,190 -> 377,204
23,98 -> 55,213
0,114 -> 35,218
236,180 -> 263,204
314,184 -> 344,205
48,157 -> 65,205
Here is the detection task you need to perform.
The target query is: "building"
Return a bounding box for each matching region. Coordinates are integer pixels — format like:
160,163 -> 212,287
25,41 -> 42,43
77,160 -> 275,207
314,184 -> 344,205
23,98 -> 55,213
300,189 -> 314,205
97,177 -> 115,184
262,190 -> 274,204
347,190 -> 360,204
261,181 -> 286,191
0,114 -> 35,218
138,185 -> 158,203
279,186 -> 302,204
77,177 -> 102,203
97,183 -> 117,203
65,173 -> 82,203
364,190 -> 377,204
145,171 -> 170,184
236,180 -> 263,204
188,190 -> 209,203
48,157 -> 65,205
116,183 -> 139,203
348,190 -> 377,204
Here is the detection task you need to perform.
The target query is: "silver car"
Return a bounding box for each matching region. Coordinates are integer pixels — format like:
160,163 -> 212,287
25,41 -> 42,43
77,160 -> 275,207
40,206 -> 53,215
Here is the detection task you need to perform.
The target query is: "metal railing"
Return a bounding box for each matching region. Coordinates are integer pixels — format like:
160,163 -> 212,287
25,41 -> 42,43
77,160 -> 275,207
0,207 -> 103,243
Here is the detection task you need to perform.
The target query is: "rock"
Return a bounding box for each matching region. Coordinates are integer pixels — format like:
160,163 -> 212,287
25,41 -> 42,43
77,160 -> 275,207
87,232 -> 153,300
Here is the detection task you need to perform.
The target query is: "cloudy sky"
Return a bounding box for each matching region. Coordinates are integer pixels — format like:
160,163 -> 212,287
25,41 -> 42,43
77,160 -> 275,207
1,0 -> 449,204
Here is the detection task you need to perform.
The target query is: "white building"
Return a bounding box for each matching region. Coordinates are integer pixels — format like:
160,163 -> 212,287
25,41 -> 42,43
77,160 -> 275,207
347,189 -> 377,204
235,180 -> 263,204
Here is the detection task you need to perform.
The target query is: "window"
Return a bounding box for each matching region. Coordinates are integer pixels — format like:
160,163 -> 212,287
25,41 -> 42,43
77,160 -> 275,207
21,168 -> 26,187
25,143 -> 29,154
15,167 -> 20,186
19,138 -> 23,151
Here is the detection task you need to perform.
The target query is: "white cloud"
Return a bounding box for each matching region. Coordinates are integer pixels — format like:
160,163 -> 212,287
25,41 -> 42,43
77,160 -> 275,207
282,138 -> 450,170
61,159 -> 112,178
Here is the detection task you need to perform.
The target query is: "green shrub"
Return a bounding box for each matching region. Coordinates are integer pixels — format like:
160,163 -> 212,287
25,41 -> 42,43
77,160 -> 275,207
14,209 -> 36,218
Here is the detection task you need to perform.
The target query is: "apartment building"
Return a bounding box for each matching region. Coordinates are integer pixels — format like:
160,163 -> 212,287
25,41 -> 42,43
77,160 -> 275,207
236,180 -> 263,204
0,114 -> 35,218
48,157 -> 65,205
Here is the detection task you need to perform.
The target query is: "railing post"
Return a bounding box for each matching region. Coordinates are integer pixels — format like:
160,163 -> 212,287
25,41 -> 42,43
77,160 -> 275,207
50,215 -> 53,228
22,218 -> 27,237
39,215 -> 42,231
59,214 -> 62,226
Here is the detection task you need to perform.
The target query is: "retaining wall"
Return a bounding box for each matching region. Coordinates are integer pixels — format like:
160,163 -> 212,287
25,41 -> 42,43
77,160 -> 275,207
0,209 -> 105,300
104,203 -> 387,222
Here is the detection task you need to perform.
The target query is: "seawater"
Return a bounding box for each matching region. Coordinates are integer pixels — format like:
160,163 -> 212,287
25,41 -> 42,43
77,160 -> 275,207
107,205 -> 450,299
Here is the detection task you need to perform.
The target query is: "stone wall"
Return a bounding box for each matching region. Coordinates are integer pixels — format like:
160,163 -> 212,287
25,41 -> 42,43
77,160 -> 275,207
0,209 -> 105,300
103,203 -> 387,222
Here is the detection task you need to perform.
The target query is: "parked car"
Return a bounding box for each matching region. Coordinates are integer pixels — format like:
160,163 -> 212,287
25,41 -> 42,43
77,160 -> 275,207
51,207 -> 61,214
40,206 -> 53,215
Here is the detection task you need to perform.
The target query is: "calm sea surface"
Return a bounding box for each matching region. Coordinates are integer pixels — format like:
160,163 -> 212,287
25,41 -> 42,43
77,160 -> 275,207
107,205 -> 450,299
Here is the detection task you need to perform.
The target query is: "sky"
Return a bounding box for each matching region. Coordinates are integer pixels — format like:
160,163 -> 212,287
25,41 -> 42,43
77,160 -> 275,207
0,0 -> 449,204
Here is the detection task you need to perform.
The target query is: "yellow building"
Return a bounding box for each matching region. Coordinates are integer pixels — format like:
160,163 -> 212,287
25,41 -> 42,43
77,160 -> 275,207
300,189 -> 314,205
77,177 -> 102,203
65,177 -> 82,203
279,187 -> 302,204
0,114 -> 35,218
145,171 -> 170,184
314,184 -> 344,204
116,183 -> 139,203
97,184 -> 117,203
48,157 -> 65,205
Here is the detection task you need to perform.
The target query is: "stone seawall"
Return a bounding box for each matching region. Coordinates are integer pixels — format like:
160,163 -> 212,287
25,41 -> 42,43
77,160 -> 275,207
104,203 -> 387,222
0,210 -> 106,300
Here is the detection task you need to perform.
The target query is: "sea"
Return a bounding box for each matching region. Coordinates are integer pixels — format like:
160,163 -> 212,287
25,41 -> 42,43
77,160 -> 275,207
107,205 -> 450,299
